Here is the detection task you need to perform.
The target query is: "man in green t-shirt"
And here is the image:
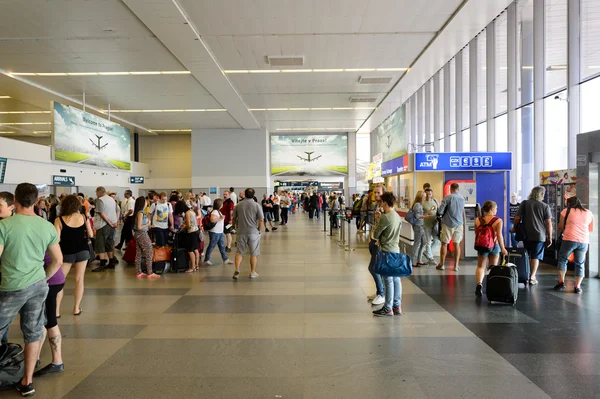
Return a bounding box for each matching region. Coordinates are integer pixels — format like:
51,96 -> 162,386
0,183 -> 63,397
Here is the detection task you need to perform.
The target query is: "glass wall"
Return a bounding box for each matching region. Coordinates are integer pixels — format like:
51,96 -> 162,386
581,0 -> 600,80
517,0 -> 534,105
476,123 -> 488,151
450,59 -> 456,137
580,76 -> 600,133
477,32 -> 487,122
462,46 -> 470,129
544,0 -> 568,94
495,114 -> 508,152
544,91 -> 568,170
495,12 -> 508,115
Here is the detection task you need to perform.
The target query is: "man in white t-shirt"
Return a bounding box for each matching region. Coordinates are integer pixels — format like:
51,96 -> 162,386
92,186 -> 119,272
115,190 -> 135,250
149,192 -> 174,247
204,198 -> 234,266
279,191 -> 290,225
229,187 -> 237,205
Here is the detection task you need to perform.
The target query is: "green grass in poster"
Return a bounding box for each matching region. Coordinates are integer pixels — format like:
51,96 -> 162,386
108,159 -> 131,170
324,166 -> 348,174
55,151 -> 92,163
271,166 -> 296,174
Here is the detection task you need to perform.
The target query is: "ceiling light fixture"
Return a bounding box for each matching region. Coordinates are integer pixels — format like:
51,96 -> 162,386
0,96 -> 11,99
0,122 -> 51,125
223,68 -> 408,74
149,129 -> 192,132
33,130 -> 51,134
0,111 -> 51,114
9,71 -> 191,77
101,108 -> 226,113
249,107 -> 375,111
275,127 -> 356,131
0,131 -> 15,134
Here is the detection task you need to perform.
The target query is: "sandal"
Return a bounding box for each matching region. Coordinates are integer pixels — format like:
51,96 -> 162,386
147,273 -> 161,279
136,273 -> 145,279
185,268 -> 195,273
454,267 -> 460,272
73,309 -> 83,316
529,278 -> 538,285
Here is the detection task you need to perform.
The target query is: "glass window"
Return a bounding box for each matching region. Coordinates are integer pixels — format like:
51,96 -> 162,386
462,129 -> 471,152
450,59 -> 456,136
477,123 -> 487,151
517,0 -> 534,105
581,0 -> 600,80
450,134 -> 457,152
429,79 -> 435,146
495,12 -> 508,115
495,114 -> 508,152
544,91 -> 568,170
477,30 -> 487,122
545,0 -> 568,94
356,134 -> 371,192
438,69 -> 444,147
516,105 -> 533,199
462,46 -> 470,129
439,137 -> 445,151
581,76 -> 600,133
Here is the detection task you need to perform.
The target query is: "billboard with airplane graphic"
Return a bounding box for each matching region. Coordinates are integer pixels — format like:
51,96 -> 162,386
374,104 -> 407,162
52,102 -> 131,170
270,135 -> 348,176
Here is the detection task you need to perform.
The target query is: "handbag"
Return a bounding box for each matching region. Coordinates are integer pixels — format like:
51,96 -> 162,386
373,250 -> 413,277
514,200 -> 527,242
405,206 -> 419,225
555,207 -> 571,251
153,246 -> 172,262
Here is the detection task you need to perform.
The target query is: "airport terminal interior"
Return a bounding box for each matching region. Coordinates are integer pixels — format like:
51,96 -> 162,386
0,0 -> 600,398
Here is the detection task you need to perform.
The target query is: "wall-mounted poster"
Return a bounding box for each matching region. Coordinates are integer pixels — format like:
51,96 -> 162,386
270,135 -> 348,176
374,104 -> 407,162
52,102 -> 131,170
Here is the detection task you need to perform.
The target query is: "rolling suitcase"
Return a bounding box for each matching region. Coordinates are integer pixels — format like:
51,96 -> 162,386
507,247 -> 530,284
123,239 -> 136,264
486,256 -> 519,305
171,232 -> 189,273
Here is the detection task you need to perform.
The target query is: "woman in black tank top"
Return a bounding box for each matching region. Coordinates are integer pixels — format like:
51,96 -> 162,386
54,195 -> 95,317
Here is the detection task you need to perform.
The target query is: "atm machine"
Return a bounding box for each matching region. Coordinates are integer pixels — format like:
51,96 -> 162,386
463,203 -> 481,258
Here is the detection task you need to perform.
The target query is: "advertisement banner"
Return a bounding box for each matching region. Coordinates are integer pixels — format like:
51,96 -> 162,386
374,105 -> 407,162
0,158 -> 6,184
53,102 -> 131,170
270,135 -> 348,176
415,152 -> 512,171
539,169 -> 576,185
381,155 -> 409,177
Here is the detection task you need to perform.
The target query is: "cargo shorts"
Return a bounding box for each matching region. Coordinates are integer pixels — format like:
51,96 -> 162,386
236,234 -> 261,257
0,279 -> 49,344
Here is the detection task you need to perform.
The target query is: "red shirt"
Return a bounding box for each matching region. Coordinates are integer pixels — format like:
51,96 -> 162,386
222,198 -> 235,224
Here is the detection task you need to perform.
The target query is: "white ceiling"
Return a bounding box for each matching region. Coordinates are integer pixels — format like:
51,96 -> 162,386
0,0 -> 510,141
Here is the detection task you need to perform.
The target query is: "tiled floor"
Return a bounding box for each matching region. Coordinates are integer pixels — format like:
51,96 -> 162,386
6,213 -> 597,398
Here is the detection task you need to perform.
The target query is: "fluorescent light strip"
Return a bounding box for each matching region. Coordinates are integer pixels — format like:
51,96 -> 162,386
0,111 -> 51,114
0,131 -> 15,134
249,107 -> 375,111
33,130 -> 51,133
275,128 -> 356,131
0,122 -> 51,125
9,71 -> 191,77
0,96 -> 11,99
223,68 -> 408,74
149,129 -> 192,132
101,109 -> 226,113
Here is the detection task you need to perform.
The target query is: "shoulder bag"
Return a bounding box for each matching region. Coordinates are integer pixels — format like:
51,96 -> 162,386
373,249 -> 413,278
405,205 -> 419,225
514,200 -> 527,242
555,207 -> 571,251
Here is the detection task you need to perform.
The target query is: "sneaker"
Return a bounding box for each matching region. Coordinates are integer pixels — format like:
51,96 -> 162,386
554,282 -> 566,291
249,272 -> 259,279
265,228 -> 270,233
232,270 -> 240,280
110,257 -> 119,265
16,382 -> 35,397
392,307 -> 403,315
436,264 -> 445,271
371,295 -> 385,305
33,363 -> 64,377
475,284 -> 483,297
225,259 -> 234,265
205,260 -> 214,266
272,227 -> 278,231
574,287 -> 583,294
373,307 -> 393,317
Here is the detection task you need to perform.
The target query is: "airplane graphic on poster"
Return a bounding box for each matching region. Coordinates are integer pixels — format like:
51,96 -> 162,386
297,152 -> 322,162
90,135 -> 108,151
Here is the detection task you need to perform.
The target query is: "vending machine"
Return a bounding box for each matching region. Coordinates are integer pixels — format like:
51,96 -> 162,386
539,169 -> 577,265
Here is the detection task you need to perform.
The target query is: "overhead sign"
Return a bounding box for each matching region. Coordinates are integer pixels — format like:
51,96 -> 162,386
130,176 -> 145,184
381,155 -> 410,177
415,152 -> 512,171
53,175 -> 76,186
0,158 -> 6,184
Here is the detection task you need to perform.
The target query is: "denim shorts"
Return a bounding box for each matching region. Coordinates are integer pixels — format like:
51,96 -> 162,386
477,243 -> 500,257
524,240 -> 545,260
64,249 -> 91,264
0,279 -> 49,344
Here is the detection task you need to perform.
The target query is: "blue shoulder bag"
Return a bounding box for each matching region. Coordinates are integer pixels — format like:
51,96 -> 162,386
373,250 -> 413,277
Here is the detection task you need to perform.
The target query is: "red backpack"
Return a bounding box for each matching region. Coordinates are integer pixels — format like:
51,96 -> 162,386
474,217 -> 498,251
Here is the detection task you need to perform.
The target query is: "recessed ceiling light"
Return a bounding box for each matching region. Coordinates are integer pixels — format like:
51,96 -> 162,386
9,71 -> 191,76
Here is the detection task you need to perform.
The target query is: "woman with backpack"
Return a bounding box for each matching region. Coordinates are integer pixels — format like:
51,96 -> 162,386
474,200 -> 508,297
554,197 -> 595,294
203,198 -> 234,266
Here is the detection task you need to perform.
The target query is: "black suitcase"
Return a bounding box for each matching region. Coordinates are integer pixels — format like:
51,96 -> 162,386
152,261 -> 168,275
507,247 -> 530,284
171,232 -> 189,273
486,264 -> 519,305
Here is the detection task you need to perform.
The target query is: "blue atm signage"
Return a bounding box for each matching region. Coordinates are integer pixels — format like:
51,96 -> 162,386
415,152 -> 512,171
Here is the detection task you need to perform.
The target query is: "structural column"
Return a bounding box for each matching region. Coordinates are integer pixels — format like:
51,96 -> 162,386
567,0 -> 581,168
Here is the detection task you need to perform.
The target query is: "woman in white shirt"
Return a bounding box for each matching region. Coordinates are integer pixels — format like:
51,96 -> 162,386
149,192 -> 174,247
204,198 -> 234,266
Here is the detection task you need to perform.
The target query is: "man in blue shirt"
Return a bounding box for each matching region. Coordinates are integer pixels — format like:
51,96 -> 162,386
436,183 -> 465,271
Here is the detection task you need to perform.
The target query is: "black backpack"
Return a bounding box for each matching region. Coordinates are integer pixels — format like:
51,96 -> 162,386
0,343 -> 24,391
